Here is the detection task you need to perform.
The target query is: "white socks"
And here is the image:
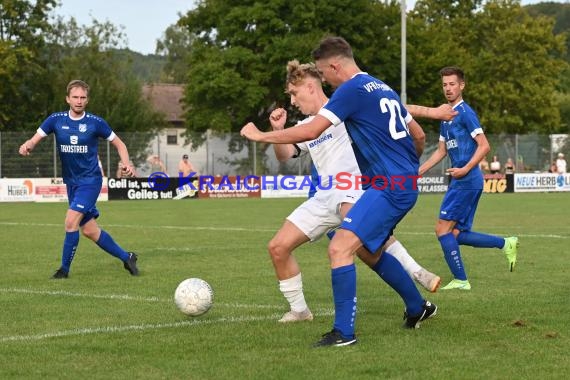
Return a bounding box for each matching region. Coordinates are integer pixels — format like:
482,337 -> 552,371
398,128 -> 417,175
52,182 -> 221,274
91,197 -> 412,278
279,272 -> 308,312
385,240 -> 422,277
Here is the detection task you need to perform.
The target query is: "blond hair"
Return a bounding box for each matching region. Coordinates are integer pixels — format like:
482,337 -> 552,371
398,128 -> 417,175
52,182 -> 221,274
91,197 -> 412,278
285,59 -> 321,87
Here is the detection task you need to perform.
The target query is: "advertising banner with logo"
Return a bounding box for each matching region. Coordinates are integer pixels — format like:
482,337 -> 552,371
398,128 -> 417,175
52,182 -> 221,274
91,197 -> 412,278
0,178 -> 108,202
107,177 -> 191,200
514,173 -> 570,192
34,178 -> 108,202
0,178 -> 35,202
198,175 -> 261,199
261,175 -> 311,198
417,175 -> 448,193
483,174 -> 511,193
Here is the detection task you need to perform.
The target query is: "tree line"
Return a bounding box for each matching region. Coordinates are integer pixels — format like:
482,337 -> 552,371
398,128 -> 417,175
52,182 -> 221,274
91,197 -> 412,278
1,0 -> 569,147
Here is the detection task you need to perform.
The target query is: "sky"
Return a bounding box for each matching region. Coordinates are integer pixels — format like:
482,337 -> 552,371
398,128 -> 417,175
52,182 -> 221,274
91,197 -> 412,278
54,0 -> 568,55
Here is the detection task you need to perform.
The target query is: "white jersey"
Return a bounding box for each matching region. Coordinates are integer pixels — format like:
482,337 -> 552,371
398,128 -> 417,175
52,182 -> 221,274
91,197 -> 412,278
295,115 -> 361,187
287,115 -> 363,241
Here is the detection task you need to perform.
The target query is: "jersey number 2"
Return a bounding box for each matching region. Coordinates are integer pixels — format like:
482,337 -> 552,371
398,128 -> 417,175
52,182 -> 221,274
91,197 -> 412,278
380,98 -> 409,140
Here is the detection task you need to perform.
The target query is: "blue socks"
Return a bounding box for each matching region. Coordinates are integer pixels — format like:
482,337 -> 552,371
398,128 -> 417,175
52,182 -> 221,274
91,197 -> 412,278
61,231 -> 80,273
438,232 -> 467,280
372,253 -> 423,316
457,231 -> 505,249
332,264 -> 357,339
96,230 -> 130,261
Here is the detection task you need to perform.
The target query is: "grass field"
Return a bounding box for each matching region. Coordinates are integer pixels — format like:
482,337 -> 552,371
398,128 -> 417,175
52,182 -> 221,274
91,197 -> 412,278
0,193 -> 569,379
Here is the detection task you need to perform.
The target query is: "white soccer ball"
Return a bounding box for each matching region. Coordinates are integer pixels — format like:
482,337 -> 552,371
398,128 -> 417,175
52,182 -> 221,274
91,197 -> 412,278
174,278 -> 213,316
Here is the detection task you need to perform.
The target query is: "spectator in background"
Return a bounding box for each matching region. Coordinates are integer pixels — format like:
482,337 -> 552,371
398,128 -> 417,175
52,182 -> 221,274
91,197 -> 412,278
556,153 -> 567,174
504,157 -> 515,174
147,155 -> 166,173
549,161 -> 557,173
178,154 -> 197,177
479,156 -> 490,173
490,155 -> 501,174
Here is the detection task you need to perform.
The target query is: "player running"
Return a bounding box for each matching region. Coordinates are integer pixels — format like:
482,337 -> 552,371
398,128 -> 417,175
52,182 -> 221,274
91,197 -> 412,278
419,66 -> 518,290
18,80 -> 139,279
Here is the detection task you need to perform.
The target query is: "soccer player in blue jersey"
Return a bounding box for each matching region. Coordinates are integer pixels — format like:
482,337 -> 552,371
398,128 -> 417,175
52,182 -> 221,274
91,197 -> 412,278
18,80 -> 139,279
419,67 -> 518,291
268,60 -> 442,324
242,37 -> 434,347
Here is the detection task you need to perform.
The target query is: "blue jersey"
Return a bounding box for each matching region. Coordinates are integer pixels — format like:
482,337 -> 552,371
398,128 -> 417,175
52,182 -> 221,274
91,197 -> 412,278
439,101 -> 484,189
318,73 -> 418,191
307,163 -> 318,199
38,111 -> 115,185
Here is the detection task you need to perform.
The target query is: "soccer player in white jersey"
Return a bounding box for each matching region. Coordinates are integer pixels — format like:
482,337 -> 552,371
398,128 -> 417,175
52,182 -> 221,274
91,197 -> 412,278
268,60 -> 441,324
19,80 -> 139,279
242,37 -> 435,347
419,67 -> 518,290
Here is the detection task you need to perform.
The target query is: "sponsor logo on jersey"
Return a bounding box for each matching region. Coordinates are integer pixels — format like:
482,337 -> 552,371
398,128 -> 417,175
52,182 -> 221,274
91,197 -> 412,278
60,145 -> 88,153
70,135 -> 78,144
309,133 -> 333,148
62,125 -> 69,129
446,139 -> 458,149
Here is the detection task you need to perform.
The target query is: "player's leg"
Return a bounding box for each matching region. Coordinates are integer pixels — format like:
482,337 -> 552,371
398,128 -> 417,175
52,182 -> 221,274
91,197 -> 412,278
383,236 -> 441,293
267,220 -> 311,322
313,227 -> 360,347
53,207 -> 84,278
346,191 -> 432,325
52,184 -> 86,278
454,190 -> 519,271
437,188 -> 478,290
270,195 -> 334,322
76,184 -> 138,276
81,218 -> 138,276
339,201 -> 440,292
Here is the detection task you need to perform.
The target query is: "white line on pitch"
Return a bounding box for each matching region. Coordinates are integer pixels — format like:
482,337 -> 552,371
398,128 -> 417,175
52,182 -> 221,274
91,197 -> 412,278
0,311 -> 335,343
0,221 -> 567,239
0,288 -> 286,310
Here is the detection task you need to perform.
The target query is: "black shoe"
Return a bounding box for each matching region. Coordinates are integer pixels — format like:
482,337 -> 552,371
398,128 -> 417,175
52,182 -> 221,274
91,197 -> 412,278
51,268 -> 69,279
313,329 -> 357,347
402,300 -> 437,329
123,252 -> 139,276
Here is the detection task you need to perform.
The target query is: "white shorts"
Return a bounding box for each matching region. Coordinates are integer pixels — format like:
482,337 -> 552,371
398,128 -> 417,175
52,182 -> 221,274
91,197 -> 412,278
286,189 -> 363,241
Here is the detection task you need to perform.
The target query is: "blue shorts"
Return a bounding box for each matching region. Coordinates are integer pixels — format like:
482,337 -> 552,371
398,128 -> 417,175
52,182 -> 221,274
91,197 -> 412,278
66,183 -> 101,226
439,188 -> 482,231
341,189 -> 418,253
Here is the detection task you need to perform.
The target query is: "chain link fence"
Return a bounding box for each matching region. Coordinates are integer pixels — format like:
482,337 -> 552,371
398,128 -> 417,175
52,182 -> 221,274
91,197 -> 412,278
1,131 -> 566,178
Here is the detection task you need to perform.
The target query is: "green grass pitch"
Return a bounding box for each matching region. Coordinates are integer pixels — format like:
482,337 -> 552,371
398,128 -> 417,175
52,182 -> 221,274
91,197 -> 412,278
0,193 -> 569,379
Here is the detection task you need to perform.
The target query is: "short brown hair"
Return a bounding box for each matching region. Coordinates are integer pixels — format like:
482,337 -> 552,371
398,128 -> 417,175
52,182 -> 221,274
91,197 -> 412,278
285,59 -> 321,87
312,36 -> 354,61
66,80 -> 90,96
439,67 -> 465,82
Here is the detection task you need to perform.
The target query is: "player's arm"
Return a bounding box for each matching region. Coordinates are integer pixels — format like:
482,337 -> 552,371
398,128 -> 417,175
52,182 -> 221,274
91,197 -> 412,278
19,132 -> 44,156
419,140 -> 447,176
408,119 -> 426,157
448,133 -> 490,179
241,114 -> 330,144
110,136 -> 136,177
268,108 -> 297,162
406,104 -> 457,121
